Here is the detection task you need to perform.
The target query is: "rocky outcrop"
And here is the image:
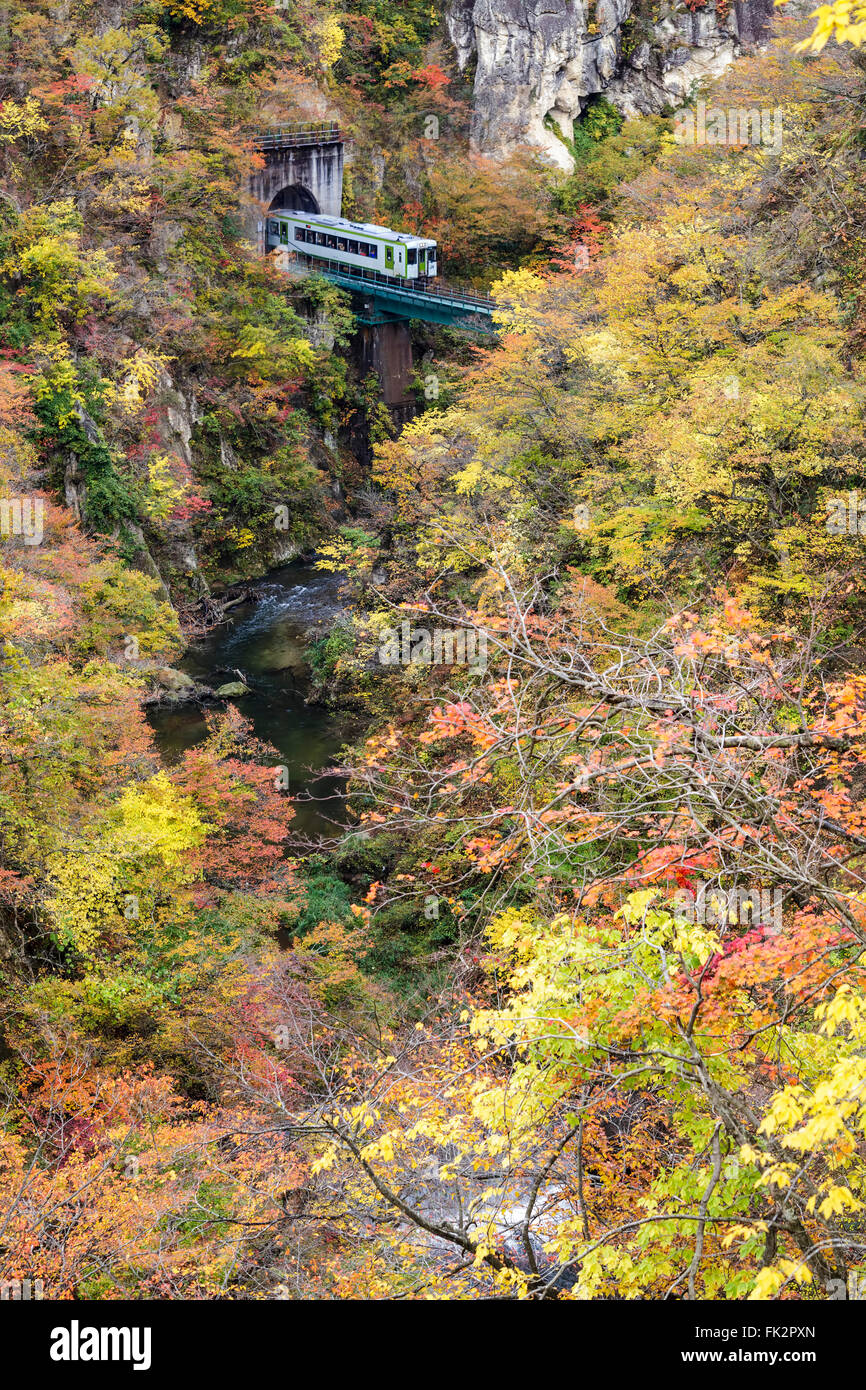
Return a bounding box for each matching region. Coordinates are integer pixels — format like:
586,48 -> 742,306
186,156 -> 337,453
145,665 -> 249,706
447,0 -> 776,169
448,0 -> 629,168
146,665 -> 208,705
146,367 -> 212,598
606,0 -> 775,118
123,521 -> 173,605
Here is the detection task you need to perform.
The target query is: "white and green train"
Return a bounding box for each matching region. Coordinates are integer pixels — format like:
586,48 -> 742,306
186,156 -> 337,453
266,212 -> 438,283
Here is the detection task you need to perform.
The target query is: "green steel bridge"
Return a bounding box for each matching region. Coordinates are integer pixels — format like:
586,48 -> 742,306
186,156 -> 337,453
279,250 -> 498,335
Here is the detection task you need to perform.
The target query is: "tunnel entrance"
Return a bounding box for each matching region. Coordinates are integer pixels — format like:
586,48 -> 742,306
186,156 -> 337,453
269,183 -> 320,214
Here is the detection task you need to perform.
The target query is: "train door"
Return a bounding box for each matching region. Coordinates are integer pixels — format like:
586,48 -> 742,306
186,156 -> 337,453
385,245 -> 394,272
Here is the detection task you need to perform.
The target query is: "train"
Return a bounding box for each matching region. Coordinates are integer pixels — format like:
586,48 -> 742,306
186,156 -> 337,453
266,211 -> 438,284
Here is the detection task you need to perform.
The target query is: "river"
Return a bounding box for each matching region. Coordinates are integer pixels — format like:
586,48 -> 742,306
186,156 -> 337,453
148,563 -> 353,841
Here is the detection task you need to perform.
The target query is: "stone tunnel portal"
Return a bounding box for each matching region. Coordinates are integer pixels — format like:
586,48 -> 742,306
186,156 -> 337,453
268,183 -> 321,214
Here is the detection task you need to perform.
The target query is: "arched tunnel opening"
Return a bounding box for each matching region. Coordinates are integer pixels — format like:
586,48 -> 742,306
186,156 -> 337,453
269,183 -> 320,214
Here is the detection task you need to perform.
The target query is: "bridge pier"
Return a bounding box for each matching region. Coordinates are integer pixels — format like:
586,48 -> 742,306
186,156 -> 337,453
356,318 -> 414,411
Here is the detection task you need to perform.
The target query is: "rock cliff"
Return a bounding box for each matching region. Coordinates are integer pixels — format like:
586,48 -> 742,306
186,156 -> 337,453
446,0 -> 777,169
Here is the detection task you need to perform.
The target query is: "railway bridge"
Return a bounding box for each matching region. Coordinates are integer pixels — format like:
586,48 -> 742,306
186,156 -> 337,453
251,124 -> 497,408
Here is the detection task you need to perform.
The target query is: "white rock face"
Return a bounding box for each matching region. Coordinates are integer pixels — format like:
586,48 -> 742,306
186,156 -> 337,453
447,0 -> 776,167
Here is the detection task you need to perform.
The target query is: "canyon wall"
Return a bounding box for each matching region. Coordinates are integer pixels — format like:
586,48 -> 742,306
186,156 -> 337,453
446,0 -> 778,169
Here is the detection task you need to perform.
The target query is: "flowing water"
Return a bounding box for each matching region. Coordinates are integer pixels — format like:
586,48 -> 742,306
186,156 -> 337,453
148,564 -> 353,840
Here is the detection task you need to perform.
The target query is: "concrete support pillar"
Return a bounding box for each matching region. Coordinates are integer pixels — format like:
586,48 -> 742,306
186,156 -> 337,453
358,320 -> 414,407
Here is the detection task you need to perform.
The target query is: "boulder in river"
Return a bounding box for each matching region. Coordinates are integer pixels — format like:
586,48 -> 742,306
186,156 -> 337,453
153,666 -> 196,693
215,680 -> 251,698
146,666 -> 213,706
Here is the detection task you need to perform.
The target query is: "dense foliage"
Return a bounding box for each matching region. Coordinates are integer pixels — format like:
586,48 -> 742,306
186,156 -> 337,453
3,0 -> 866,1303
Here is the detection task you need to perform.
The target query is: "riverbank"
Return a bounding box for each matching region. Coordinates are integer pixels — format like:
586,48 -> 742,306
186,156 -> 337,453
148,563 -> 357,842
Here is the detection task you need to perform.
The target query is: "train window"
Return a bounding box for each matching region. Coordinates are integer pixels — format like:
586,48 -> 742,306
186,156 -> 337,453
268,220 -> 279,238
326,235 -> 337,249
294,227 -> 306,242
347,239 -> 358,255
336,238 -> 346,252
315,232 -> 326,246
407,248 -> 417,265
